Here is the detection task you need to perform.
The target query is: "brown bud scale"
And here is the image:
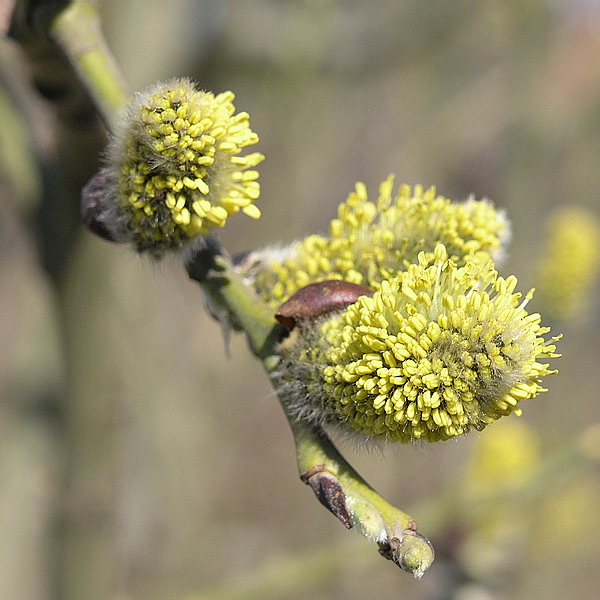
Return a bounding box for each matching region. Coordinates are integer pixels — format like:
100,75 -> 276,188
275,280 -> 374,331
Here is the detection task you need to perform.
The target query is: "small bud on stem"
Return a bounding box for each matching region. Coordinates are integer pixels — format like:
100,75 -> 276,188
275,280 -> 374,331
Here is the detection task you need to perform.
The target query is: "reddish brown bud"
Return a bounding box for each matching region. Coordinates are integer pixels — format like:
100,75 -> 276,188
305,470 -> 352,529
275,280 -> 374,331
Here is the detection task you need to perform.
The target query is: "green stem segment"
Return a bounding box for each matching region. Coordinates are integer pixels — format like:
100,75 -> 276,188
186,243 -> 434,577
185,239 -> 280,363
50,1 -> 128,127
289,418 -> 434,577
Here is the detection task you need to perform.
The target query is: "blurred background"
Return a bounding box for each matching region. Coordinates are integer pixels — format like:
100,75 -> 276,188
2,1 -> 600,599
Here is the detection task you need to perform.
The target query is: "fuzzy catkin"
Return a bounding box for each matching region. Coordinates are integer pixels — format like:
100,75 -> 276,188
248,176 -> 509,306
107,79 -> 263,257
276,245 -> 558,443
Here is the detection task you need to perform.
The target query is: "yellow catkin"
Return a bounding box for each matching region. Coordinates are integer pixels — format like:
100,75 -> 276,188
251,176 -> 508,306
535,206 -> 600,320
109,78 -> 264,256
282,245 -> 559,443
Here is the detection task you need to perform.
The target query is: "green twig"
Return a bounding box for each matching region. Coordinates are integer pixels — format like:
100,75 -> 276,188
288,418 -> 434,576
185,238 -> 281,363
50,0 -> 128,127
186,244 -> 434,576
188,431 -> 595,600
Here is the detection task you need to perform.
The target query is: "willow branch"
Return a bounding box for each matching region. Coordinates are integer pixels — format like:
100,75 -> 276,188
49,0 -> 128,127
29,1 -> 436,576
185,245 -> 434,577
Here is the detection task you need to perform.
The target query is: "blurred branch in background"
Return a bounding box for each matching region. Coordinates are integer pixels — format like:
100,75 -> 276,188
8,0 -> 106,280
4,1 -> 123,599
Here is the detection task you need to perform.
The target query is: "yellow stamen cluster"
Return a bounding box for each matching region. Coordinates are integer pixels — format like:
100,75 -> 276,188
535,206 -> 600,320
285,245 -> 558,443
110,79 -> 264,255
252,176 -> 507,305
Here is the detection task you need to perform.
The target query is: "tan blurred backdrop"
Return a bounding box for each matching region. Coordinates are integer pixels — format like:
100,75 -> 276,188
1,1 -> 600,599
